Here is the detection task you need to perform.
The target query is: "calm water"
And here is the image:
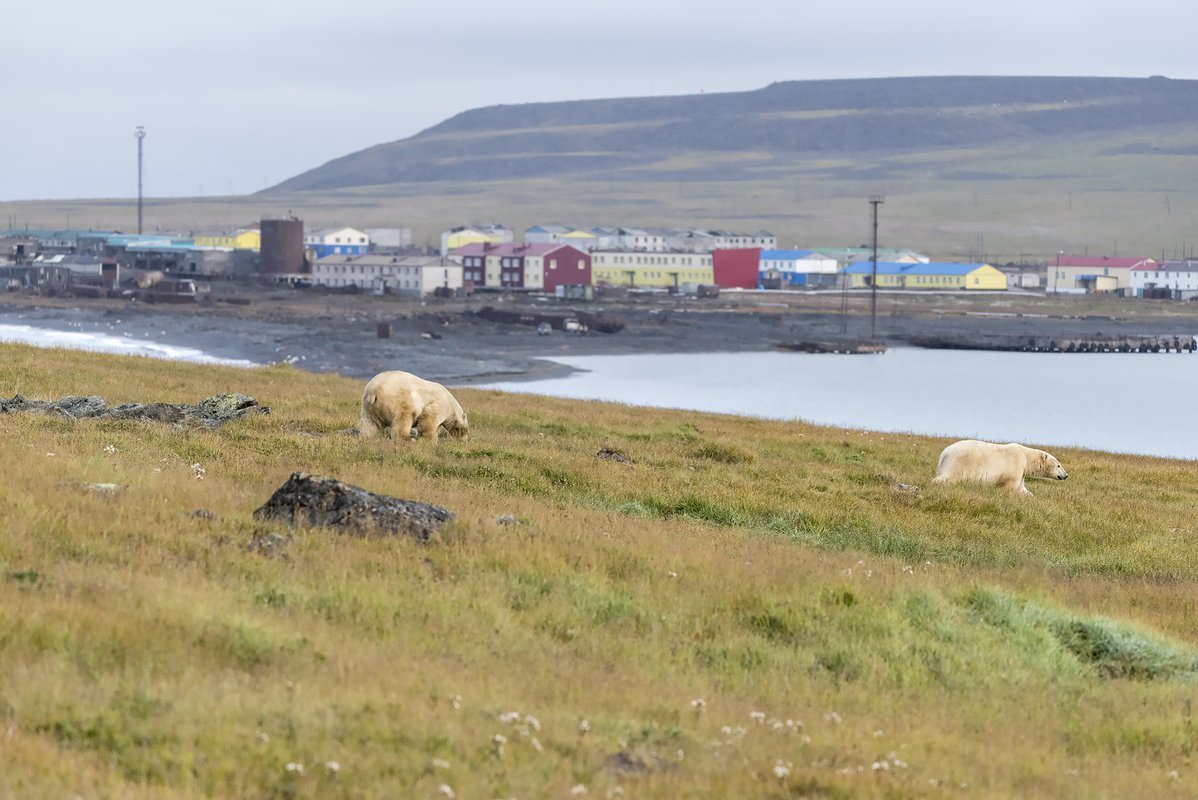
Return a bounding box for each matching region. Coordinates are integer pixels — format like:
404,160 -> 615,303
479,349 -> 1198,460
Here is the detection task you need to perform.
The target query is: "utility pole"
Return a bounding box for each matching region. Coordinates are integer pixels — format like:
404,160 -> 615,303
135,126 -> 146,234
869,195 -> 884,340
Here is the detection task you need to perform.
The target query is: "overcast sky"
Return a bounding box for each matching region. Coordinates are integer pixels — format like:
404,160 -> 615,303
1,0 -> 1193,202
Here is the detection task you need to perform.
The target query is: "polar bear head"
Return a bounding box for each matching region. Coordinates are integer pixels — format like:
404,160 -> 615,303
1033,450 -> 1068,480
443,408 -> 470,440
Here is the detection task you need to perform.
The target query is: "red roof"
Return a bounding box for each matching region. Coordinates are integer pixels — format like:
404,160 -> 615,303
450,242 -> 583,258
1056,255 -> 1156,269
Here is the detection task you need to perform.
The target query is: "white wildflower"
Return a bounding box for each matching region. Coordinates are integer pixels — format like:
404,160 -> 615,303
524,714 -> 541,731
285,762 -> 304,774
431,758 -> 450,769
530,736 -> 544,753
499,711 -> 521,724
825,711 -> 842,724
438,784 -> 456,799
570,785 -> 587,796
667,571 -> 678,578
773,760 -> 792,779
579,719 -> 591,734
256,731 -> 270,743
690,698 -> 706,711
103,444 -> 117,454
749,711 -> 766,723
451,694 -> 462,710
191,462 -> 206,480
1168,770 -> 1180,780
325,760 -> 341,773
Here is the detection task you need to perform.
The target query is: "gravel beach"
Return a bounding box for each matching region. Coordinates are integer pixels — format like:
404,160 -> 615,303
3,287 -> 1196,386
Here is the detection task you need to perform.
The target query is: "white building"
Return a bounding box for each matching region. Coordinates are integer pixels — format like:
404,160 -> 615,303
364,228 -> 412,250
1130,260 -> 1198,299
758,249 -> 839,287
304,227 -> 370,257
311,255 -> 462,295
672,229 -> 777,252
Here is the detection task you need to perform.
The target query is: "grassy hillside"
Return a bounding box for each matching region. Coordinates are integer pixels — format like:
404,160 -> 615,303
2,343 -> 1196,798
7,126 -> 1198,262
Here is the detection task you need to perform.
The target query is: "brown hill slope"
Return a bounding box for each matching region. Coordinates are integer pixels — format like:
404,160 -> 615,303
265,75 -> 1198,192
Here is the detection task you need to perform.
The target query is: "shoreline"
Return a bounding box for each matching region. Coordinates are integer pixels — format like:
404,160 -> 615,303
3,288 -> 1198,387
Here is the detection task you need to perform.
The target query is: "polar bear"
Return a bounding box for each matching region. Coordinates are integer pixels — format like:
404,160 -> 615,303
359,370 -> 469,442
932,440 -> 1067,496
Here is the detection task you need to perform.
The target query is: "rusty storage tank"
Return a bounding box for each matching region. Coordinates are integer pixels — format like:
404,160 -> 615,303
259,218 -> 305,274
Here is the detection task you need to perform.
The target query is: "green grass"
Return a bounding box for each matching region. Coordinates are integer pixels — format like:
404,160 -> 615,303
2,342 -> 1198,797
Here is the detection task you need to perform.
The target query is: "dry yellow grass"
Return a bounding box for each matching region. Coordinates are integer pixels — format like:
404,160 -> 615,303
2,342 -> 1196,798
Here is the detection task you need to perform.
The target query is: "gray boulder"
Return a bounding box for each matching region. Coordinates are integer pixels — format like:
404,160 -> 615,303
253,472 -> 454,541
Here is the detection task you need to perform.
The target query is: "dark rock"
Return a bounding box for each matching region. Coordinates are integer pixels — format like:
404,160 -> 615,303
253,472 -> 454,541
603,750 -> 674,776
191,508 -> 216,520
52,395 -> 109,418
246,532 -> 291,557
0,392 -> 270,427
596,448 -> 633,464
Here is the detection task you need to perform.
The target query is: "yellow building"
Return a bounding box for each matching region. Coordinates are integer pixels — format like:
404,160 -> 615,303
846,262 -> 1007,290
591,251 -> 713,288
440,224 -> 513,257
1046,256 -> 1156,294
193,228 -> 260,250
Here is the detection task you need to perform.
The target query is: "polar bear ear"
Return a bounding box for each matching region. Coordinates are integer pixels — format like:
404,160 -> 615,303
1041,452 -> 1049,461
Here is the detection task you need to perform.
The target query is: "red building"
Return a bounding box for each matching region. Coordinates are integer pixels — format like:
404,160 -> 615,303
449,242 -> 590,291
712,248 -> 761,289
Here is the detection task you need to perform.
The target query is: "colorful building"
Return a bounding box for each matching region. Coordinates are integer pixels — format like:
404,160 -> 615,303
440,224 -> 513,257
1047,255 -> 1156,294
449,242 -> 589,290
591,251 -> 713,288
759,249 -> 840,286
711,248 -> 761,289
304,227 -> 369,257
524,225 -> 600,249
844,262 -> 1007,290
194,227 -> 260,250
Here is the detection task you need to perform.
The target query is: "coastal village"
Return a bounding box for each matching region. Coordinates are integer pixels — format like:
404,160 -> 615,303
2,218 -> 1197,302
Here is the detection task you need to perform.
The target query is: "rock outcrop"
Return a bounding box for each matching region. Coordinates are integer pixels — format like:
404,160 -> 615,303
253,472 -> 454,541
0,392 -> 269,427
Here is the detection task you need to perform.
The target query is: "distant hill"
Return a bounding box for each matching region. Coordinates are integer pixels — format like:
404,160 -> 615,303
265,76 -> 1198,192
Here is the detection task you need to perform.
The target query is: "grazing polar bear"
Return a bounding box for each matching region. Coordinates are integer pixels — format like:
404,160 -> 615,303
359,370 -> 469,442
932,440 -> 1067,496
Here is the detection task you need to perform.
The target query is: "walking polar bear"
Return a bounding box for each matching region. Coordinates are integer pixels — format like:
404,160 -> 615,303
932,440 -> 1068,496
359,370 -> 469,442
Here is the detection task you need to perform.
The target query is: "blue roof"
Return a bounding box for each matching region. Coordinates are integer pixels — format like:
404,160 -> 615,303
843,261 -> 989,276
843,261 -> 915,275
760,249 -> 816,260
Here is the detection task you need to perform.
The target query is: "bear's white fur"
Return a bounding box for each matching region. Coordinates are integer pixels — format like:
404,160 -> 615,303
932,440 -> 1067,496
359,370 -> 469,442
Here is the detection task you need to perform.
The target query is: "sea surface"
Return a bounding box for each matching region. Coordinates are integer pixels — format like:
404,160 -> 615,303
0,322 -> 257,367
478,349 -> 1198,460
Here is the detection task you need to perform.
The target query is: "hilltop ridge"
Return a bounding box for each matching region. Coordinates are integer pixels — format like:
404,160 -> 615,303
266,75 -> 1198,192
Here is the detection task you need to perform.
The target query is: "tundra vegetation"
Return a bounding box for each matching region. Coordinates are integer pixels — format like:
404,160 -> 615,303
1,342 -> 1196,799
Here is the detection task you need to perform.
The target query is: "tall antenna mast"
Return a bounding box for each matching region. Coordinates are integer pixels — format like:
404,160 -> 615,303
135,126 -> 146,234
869,195 -> 884,339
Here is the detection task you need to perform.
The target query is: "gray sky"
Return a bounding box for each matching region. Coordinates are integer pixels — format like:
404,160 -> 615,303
2,0 -> 1192,202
